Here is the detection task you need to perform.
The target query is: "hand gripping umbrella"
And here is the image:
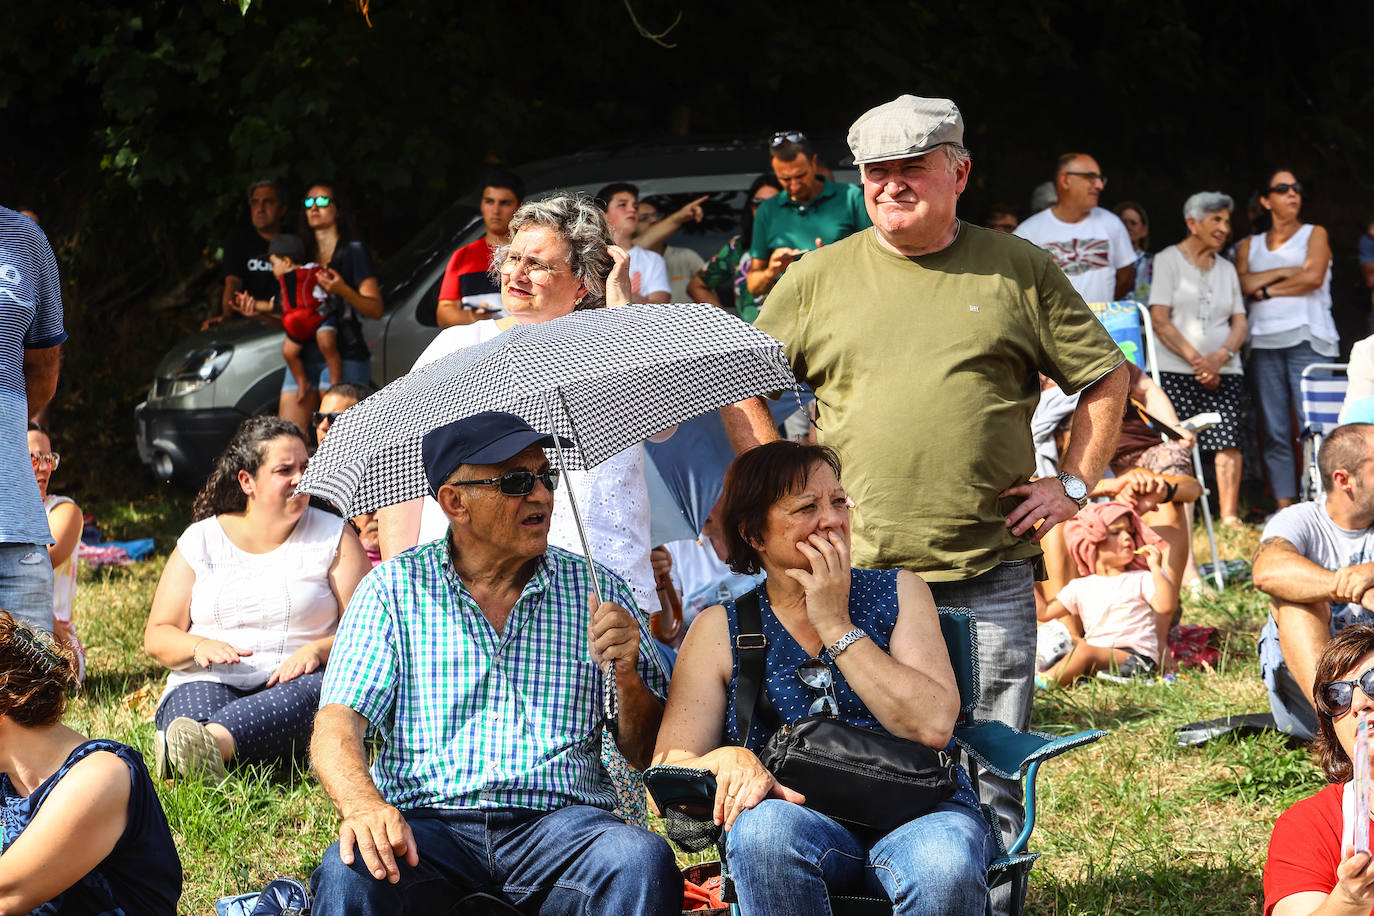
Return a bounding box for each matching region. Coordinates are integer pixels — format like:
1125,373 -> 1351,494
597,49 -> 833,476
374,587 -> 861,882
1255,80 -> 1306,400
298,302 -> 798,732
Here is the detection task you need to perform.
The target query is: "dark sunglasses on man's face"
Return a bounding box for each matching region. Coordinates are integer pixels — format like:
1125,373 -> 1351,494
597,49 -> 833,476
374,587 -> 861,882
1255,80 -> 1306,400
1318,665 -> 1374,717
312,412 -> 344,427
303,195 -> 333,209
1268,182 -> 1303,196
449,468 -> 560,496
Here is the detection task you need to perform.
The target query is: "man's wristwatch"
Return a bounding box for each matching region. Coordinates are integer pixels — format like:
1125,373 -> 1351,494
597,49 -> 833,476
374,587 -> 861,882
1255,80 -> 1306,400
1056,472 -> 1089,509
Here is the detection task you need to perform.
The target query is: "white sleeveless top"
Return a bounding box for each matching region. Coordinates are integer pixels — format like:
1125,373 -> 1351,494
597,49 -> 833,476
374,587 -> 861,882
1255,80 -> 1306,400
164,506 -> 344,696
44,495 -> 78,627
1246,223 -> 1337,346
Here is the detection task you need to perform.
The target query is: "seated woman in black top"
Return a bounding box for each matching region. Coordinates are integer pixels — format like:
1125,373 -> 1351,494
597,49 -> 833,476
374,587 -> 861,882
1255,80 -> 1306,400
0,616 -> 181,914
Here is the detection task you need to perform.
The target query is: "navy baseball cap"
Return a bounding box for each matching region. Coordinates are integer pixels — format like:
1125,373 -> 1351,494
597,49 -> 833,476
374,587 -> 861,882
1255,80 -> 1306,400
421,411 -> 571,497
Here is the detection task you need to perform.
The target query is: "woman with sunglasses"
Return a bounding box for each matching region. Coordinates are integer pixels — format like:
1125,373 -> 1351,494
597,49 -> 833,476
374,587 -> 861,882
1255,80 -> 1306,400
652,441 -> 991,915
1236,168 -> 1337,510
143,416 -> 370,781
27,422 -> 84,683
274,183 -> 384,432
1266,625 -> 1374,915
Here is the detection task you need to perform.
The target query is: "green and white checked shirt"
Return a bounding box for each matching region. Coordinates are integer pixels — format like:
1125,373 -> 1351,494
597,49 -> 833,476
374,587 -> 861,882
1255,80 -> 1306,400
321,539 -> 669,812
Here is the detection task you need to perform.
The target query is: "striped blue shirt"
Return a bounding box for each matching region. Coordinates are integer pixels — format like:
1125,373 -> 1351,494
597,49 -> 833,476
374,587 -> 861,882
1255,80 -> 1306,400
0,207 -> 65,545
321,539 -> 669,812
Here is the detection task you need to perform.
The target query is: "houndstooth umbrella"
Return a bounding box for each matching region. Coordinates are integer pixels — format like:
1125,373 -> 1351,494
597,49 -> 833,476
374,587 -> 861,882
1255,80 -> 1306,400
300,302 -> 796,515
298,301 -> 798,730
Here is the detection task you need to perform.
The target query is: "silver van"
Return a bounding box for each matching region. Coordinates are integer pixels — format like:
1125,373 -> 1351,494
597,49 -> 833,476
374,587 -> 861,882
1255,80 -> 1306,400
135,140 -> 855,486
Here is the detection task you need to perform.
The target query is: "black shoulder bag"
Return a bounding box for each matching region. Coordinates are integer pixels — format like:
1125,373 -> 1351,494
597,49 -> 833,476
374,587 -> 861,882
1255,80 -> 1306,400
734,588 -> 958,834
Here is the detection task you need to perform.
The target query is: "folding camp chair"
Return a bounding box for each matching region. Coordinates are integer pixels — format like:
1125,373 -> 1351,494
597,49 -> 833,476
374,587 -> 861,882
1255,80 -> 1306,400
1298,363 -> 1348,501
644,606 -> 1106,916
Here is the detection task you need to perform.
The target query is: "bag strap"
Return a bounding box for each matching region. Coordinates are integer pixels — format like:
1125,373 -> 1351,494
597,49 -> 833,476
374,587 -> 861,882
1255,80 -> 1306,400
733,587 -> 780,747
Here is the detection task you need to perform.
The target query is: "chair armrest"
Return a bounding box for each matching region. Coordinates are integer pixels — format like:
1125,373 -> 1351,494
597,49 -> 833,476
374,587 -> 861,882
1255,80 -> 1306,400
955,720 -> 1106,780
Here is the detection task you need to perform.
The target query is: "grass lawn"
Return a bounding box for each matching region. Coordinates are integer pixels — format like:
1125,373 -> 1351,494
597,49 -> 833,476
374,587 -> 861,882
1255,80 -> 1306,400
60,499 -> 1308,914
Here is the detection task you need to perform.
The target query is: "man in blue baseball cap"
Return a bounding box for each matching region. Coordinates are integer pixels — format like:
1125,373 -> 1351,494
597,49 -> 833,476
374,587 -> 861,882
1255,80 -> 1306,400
310,411 -> 680,915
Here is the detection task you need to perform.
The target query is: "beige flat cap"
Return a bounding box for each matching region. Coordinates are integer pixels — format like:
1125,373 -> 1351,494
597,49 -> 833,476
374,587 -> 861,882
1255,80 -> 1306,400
848,95 -> 964,165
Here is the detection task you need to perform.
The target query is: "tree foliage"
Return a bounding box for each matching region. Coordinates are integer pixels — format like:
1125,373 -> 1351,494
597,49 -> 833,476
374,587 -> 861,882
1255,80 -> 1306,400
1,0 -> 1372,497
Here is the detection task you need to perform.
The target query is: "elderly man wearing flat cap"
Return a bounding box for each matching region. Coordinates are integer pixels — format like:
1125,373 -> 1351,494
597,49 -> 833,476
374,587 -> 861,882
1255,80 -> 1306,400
726,94 -> 1128,899
309,411 -> 679,915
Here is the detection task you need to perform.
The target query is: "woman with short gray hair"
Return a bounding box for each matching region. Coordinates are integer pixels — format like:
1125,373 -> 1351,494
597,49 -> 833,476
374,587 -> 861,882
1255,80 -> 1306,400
492,195 -> 622,311
1148,191 -> 1249,525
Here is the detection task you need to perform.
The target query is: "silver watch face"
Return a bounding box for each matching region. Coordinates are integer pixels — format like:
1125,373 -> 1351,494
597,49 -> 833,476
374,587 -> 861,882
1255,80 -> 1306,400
1059,474 -> 1087,501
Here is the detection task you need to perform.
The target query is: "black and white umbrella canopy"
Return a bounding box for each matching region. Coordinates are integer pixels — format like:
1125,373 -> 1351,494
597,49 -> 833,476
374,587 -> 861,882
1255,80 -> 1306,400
299,302 -> 798,518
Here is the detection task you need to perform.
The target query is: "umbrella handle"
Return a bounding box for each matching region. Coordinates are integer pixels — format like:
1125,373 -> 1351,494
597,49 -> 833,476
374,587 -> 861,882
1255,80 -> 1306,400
542,389 -> 620,736
651,568 -> 684,644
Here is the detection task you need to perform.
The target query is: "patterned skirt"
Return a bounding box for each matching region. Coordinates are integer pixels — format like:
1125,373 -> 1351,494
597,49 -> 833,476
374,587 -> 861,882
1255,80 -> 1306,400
1158,371 -> 1248,452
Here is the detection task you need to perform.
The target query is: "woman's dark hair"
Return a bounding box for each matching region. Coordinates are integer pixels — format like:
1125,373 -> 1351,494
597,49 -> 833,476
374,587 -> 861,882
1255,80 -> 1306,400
191,416 -> 308,522
1312,624 -> 1374,782
719,440 -> 843,575
740,173 -> 783,251
1113,200 -> 1150,251
0,616 -> 78,727
1252,166 -> 1301,235
298,180 -> 362,263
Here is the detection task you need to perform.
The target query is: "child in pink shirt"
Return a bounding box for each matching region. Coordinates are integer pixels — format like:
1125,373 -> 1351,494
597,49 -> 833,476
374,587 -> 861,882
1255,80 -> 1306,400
1040,502 -> 1184,686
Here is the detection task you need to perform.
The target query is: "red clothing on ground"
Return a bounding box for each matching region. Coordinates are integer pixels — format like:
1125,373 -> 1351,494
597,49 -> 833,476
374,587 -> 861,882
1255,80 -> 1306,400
1265,782 -> 1373,915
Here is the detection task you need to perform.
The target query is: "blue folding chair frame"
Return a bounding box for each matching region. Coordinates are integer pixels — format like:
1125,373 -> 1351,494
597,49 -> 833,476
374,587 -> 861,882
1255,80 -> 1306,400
1298,363 -> 1348,502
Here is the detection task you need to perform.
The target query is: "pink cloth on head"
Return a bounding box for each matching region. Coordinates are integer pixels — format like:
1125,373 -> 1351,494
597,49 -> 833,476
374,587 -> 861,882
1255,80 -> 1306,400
1061,502 -> 1165,577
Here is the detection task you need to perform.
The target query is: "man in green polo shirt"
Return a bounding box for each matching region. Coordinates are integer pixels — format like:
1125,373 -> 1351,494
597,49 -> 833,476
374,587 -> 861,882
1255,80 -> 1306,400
724,95 -> 1127,916
746,131 -> 870,300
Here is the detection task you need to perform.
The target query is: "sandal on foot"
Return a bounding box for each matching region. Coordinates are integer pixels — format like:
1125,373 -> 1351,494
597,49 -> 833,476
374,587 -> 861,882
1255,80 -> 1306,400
165,716 -> 228,783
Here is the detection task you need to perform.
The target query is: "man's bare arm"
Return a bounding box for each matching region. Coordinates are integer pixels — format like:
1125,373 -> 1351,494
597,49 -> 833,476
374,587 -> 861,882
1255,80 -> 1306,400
1253,537 -> 1339,603
612,672 -> 665,771
23,346 -> 60,419
1061,362 -> 1128,489
312,704 -> 418,883
720,397 -> 782,455
1114,265 -> 1136,301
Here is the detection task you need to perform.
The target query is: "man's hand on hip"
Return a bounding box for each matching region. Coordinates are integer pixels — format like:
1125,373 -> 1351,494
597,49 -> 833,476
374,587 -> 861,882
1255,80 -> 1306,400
337,800 -> 419,883
1001,478 -> 1080,541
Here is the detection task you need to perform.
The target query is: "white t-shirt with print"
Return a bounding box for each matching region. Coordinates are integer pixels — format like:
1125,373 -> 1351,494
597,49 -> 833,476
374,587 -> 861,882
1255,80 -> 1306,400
1015,206 -> 1136,304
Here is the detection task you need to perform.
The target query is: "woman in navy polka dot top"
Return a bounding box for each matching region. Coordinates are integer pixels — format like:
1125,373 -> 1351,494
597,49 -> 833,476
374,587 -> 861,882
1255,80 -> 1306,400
652,441 -> 992,915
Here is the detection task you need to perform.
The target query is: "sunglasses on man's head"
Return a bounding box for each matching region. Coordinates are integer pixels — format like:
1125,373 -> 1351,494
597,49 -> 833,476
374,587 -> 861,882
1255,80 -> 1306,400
449,468 -> 560,496
769,130 -> 807,149
1268,182 -> 1303,196
1318,665 -> 1374,717
312,412 -> 344,427
303,196 -> 333,209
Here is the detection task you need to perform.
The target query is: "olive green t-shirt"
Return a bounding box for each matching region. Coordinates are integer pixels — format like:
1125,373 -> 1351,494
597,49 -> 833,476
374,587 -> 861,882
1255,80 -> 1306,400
755,222 -> 1123,582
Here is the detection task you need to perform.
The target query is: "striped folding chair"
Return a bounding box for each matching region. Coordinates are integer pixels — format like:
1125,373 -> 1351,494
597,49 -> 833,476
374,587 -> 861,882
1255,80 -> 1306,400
1298,363 -> 1349,501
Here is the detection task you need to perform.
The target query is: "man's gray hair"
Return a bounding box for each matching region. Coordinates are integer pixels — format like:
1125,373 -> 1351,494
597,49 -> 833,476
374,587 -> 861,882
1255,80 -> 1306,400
1183,191 -> 1235,223
492,195 -> 613,310
942,143 -> 971,173
247,178 -> 285,202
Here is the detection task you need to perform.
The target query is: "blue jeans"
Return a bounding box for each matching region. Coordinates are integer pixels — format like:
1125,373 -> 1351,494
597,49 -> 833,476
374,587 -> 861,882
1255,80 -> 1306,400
1250,342 -> 1327,501
310,805 -> 681,915
0,542 -> 54,633
725,799 -> 991,916
1258,615 -> 1318,741
927,559 -> 1036,916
